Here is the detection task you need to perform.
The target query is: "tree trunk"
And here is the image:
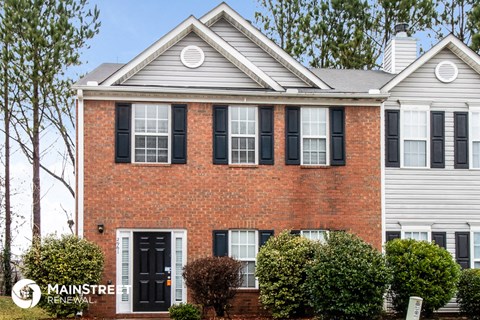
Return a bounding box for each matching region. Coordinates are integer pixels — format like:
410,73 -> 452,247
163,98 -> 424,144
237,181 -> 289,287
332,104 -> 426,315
3,41 -> 12,295
32,77 -> 41,239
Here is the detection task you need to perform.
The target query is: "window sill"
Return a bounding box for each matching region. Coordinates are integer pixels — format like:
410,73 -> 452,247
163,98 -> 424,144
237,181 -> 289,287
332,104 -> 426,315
236,288 -> 259,292
300,165 -> 330,169
131,163 -> 172,167
228,164 -> 259,169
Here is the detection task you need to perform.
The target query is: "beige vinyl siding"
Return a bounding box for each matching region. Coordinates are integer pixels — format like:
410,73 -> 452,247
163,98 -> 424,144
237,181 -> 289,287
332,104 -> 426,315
123,32 -> 261,89
385,48 -> 480,312
210,18 -> 309,88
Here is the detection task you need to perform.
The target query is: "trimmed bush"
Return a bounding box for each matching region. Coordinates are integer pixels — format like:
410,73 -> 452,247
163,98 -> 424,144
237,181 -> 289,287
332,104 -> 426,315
22,235 -> 104,317
457,269 -> 480,319
306,231 -> 391,320
168,303 -> 201,320
182,256 -> 242,317
256,231 -> 319,318
385,238 -> 461,317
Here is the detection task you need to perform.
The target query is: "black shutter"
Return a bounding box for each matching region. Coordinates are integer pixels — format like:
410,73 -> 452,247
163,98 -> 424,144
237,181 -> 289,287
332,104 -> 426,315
385,110 -> 400,167
386,231 -> 401,242
115,103 -> 132,163
171,104 -> 187,164
213,230 -> 228,257
454,112 -> 469,169
259,230 -> 274,247
432,232 -> 447,249
290,230 -> 301,236
213,106 -> 228,164
330,107 -> 346,166
285,107 -> 300,164
259,107 -> 274,165
431,111 -> 445,168
455,232 -> 470,269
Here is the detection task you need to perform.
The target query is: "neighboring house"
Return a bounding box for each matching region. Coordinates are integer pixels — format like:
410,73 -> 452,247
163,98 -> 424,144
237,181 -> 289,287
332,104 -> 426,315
73,3 -> 385,318
380,31 -> 480,312
73,2 -> 480,318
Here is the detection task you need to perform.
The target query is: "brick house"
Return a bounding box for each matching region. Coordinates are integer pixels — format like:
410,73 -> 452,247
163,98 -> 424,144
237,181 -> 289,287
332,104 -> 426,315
73,3 -> 386,317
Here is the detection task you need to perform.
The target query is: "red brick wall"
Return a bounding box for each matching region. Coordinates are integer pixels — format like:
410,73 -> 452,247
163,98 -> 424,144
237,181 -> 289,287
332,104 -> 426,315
81,100 -> 381,318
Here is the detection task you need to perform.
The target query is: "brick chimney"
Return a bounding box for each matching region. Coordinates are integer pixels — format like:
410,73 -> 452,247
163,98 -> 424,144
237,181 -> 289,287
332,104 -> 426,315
382,23 -> 418,74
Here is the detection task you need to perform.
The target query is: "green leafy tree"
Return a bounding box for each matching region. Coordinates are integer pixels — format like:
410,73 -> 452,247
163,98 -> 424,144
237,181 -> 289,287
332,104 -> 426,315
306,232 -> 391,320
255,0 -> 437,69
433,0 -> 480,53
457,269 -> 480,320
256,231 -> 319,318
385,238 -> 461,317
468,1 -> 480,52
22,235 -> 104,317
5,0 -> 100,238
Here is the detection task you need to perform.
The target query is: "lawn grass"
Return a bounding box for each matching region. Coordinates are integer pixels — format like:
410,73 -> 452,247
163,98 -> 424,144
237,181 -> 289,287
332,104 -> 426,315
0,295 -> 49,320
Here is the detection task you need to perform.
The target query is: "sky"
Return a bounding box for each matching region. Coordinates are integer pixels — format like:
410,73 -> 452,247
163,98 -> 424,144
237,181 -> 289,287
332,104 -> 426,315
6,1 -> 259,256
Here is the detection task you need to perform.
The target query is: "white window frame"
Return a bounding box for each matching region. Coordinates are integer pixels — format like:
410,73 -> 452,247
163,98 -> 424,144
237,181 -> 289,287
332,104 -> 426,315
228,229 -> 259,289
228,106 -> 259,165
469,108 -> 480,170
472,228 -> 480,269
131,103 -> 172,164
400,105 -> 430,169
401,226 -> 431,242
301,229 -> 328,243
115,229 -> 187,314
300,107 -> 330,166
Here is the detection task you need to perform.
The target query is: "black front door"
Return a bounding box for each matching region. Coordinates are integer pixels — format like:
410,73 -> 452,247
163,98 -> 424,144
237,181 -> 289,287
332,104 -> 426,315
133,232 -> 171,312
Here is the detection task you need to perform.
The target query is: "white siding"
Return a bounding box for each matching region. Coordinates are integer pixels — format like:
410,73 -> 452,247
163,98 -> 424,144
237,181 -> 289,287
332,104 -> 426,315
210,18 -> 309,88
385,48 -> 480,312
123,32 -> 261,89
393,39 -> 417,73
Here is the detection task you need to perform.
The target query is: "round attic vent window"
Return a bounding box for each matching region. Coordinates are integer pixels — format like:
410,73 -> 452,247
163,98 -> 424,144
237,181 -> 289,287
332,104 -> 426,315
435,61 -> 458,83
180,45 -> 205,68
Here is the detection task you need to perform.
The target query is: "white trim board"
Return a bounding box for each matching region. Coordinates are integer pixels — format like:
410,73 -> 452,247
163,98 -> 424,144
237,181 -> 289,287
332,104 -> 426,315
76,89 -> 84,238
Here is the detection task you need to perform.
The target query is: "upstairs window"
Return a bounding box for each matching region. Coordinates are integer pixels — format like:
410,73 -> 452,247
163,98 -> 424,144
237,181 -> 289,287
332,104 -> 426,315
471,110 -> 480,169
402,108 -> 429,168
133,104 -> 170,163
301,107 -> 328,165
402,226 -> 431,241
229,106 -> 257,164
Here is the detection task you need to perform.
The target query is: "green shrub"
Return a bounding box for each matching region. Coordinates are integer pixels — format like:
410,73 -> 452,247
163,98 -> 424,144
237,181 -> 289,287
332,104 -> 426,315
385,238 -> 461,317
22,235 -> 104,318
306,231 -> 391,320
457,269 -> 480,319
183,256 -> 242,317
168,303 -> 201,320
256,231 -> 319,318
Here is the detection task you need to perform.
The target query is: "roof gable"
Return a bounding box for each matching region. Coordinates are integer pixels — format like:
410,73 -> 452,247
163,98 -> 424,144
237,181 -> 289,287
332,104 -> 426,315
123,31 -> 262,89
382,34 -> 480,92
102,15 -> 284,91
210,18 -> 309,88
200,3 -> 331,89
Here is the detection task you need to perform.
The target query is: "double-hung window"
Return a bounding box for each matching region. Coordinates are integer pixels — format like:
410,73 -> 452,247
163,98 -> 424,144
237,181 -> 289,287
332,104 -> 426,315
229,230 -> 258,288
402,226 -> 431,241
229,106 -> 257,164
402,107 -> 429,168
301,107 -> 328,165
474,231 -> 480,268
471,110 -> 480,169
301,230 -> 328,243
133,104 -> 170,163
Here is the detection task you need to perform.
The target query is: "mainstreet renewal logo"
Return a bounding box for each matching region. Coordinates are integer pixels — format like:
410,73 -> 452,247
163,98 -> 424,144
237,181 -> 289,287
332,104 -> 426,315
12,279 -> 131,308
11,279 -> 42,309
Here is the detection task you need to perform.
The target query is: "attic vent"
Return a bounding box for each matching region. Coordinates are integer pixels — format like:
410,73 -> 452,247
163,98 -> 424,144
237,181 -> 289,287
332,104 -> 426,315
435,61 -> 458,83
180,45 -> 205,68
